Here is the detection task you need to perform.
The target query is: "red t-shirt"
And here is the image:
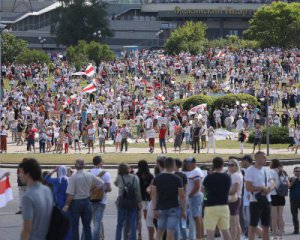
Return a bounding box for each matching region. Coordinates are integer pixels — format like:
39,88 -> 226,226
27,130 -> 35,140
159,129 -> 167,139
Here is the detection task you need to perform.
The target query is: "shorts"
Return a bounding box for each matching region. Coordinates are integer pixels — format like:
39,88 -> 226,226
204,205 -> 230,231
136,125 -> 141,134
249,202 -> 271,227
201,135 -> 206,142
157,207 -> 180,232
99,138 -> 105,145
27,139 -> 35,147
229,198 -> 241,216
271,195 -> 285,206
189,194 -> 203,218
159,138 -> 166,147
254,138 -> 261,146
146,201 -> 154,228
74,139 -> 79,143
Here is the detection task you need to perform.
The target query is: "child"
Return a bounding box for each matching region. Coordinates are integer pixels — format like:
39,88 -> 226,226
73,128 -> 81,153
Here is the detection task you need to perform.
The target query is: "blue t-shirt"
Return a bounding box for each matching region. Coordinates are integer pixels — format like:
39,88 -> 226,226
45,176 -> 68,209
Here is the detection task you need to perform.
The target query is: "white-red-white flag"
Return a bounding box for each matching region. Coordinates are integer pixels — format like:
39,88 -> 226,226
217,51 -> 225,58
82,83 -> 96,93
0,177 -> 13,208
85,64 -> 95,77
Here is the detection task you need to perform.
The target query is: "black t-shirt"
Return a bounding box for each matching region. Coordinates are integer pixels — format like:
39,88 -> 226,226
136,172 -> 154,201
203,172 -> 231,207
153,173 -> 183,210
175,172 -> 188,187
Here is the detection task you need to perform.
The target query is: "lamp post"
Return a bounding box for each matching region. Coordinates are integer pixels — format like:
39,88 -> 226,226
260,97 -> 270,156
93,30 -> 102,41
0,22 -> 7,102
155,30 -> 163,47
38,36 -> 46,49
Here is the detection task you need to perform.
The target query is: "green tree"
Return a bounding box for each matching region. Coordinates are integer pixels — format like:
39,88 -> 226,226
244,2 -> 300,48
16,49 -> 50,65
206,35 -> 260,50
52,0 -> 113,46
164,21 -> 207,55
67,40 -> 115,70
1,33 -> 28,63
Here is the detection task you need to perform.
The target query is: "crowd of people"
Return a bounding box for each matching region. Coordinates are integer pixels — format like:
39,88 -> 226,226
0,48 -> 300,154
1,153 -> 300,240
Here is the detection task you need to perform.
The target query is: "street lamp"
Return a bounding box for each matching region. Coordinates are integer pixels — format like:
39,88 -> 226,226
155,30 -> 163,47
93,30 -> 102,40
0,23 -> 7,102
38,36 -> 46,49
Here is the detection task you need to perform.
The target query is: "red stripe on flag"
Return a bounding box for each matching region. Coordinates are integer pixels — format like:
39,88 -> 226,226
0,177 -> 11,195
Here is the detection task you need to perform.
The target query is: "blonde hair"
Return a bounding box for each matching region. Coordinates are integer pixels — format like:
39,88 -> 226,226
228,159 -> 241,173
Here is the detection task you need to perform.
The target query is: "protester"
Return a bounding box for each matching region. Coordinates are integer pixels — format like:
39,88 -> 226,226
44,166 -> 72,240
269,159 -> 290,239
90,156 -> 112,240
202,157 -> 232,240
18,158 -> 53,240
0,125 -> 7,153
227,159 -> 243,240
245,152 -> 275,240
63,159 -> 104,240
289,166 -> 300,235
115,163 -> 142,240
207,126 -> 216,154
152,157 -> 186,240
136,160 -> 154,240
185,157 -> 204,240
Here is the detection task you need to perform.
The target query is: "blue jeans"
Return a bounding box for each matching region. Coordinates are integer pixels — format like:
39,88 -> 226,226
70,198 -> 92,240
115,207 -> 137,240
91,202 -> 106,240
175,207 -> 187,240
157,207 -> 180,232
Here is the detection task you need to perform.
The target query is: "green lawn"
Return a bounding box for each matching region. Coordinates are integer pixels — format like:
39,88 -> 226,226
0,153 -> 299,165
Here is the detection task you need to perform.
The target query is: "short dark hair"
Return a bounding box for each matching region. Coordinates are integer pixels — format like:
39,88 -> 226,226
164,157 -> 175,169
18,158 -> 42,181
118,163 -> 129,176
175,158 -> 182,168
212,157 -> 224,170
93,156 -> 103,166
241,155 -> 253,164
156,156 -> 165,169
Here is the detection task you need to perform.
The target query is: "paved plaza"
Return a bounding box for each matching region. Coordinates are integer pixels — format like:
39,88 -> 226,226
1,165 -> 300,240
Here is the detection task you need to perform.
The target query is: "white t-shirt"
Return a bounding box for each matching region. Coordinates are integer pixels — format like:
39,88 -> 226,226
90,168 -> 111,205
145,117 -> 152,129
98,128 -> 107,139
135,115 -> 143,126
88,128 -> 96,139
186,167 -> 203,197
236,119 -> 245,131
230,172 -> 243,198
244,166 -> 273,202
270,169 -> 288,195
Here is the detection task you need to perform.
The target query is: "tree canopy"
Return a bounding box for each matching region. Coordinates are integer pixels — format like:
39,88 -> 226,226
52,0 -> 113,46
1,33 -> 28,63
244,2 -> 300,48
16,49 -> 50,65
164,21 -> 207,55
67,40 -> 115,70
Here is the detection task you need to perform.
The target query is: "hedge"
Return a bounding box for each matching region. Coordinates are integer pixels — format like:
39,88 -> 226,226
170,94 -> 215,110
213,94 -> 259,110
247,127 -> 289,144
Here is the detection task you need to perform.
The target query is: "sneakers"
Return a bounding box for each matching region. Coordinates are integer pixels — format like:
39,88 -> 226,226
293,230 -> 299,234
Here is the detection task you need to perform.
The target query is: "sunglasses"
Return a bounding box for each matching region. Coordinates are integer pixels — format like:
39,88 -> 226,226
228,164 -> 236,167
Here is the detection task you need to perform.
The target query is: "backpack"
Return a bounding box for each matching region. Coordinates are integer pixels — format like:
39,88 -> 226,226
276,174 -> 289,197
117,175 -> 138,209
90,171 -> 106,202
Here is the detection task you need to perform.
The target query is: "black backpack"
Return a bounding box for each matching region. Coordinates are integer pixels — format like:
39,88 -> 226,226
118,175 -> 138,209
277,173 -> 289,197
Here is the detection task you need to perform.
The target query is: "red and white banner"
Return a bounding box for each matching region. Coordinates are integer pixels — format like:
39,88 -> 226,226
82,83 -> 96,93
0,177 -> 13,208
85,64 -> 95,77
188,103 -> 207,115
156,94 -> 165,101
217,51 -> 225,58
